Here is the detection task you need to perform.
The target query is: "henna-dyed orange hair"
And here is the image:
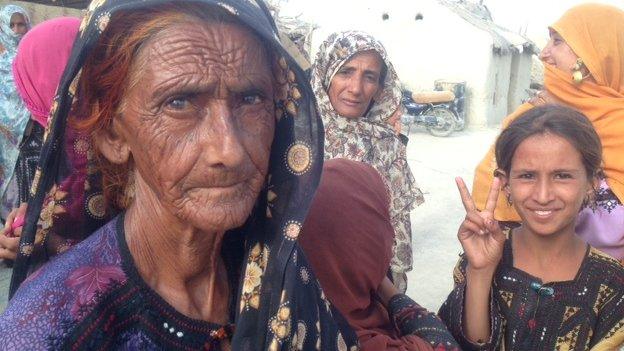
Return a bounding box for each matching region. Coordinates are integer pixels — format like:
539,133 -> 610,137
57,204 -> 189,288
70,4 -> 236,209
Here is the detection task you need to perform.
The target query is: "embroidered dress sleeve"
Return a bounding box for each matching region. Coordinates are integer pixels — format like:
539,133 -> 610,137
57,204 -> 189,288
438,255 -> 503,351
588,263 -> 624,350
0,261 -> 76,350
388,294 -> 461,350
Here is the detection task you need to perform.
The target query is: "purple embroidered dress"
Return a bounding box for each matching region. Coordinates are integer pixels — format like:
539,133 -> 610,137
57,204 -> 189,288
576,180 -> 624,260
0,217 -> 236,350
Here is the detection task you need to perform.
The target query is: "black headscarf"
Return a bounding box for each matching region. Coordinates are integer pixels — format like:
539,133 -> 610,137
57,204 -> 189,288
10,0 -> 357,349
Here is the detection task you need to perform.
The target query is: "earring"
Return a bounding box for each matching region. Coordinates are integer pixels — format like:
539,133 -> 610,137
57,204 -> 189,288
572,58 -> 588,84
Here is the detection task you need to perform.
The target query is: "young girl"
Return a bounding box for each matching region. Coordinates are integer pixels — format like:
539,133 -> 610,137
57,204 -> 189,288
439,105 -> 624,350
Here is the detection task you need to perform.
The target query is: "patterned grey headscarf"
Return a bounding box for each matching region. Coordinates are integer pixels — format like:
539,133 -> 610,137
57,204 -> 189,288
310,31 -> 424,287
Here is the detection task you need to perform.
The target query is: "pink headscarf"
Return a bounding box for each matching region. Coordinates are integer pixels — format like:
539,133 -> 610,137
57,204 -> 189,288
12,17 -> 80,127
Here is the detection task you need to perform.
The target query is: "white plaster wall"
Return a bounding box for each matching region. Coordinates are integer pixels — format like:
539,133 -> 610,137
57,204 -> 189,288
507,51 -> 533,113
306,0 -> 502,127
483,53 -> 512,126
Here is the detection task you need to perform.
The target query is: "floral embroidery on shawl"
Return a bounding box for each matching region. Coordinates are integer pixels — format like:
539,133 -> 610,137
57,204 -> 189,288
310,30 -> 423,280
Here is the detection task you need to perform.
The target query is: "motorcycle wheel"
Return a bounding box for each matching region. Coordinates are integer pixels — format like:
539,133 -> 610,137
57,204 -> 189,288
426,107 -> 456,137
454,116 -> 466,131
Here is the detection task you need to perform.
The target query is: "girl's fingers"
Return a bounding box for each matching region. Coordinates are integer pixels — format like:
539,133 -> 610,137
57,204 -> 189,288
484,176 -> 501,213
461,211 -> 490,237
482,218 -> 506,243
460,220 -> 483,238
466,211 -> 486,229
455,177 -> 477,212
488,220 -> 507,242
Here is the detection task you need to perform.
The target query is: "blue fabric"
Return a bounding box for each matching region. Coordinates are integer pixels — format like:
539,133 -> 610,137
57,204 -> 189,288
0,4 -> 30,203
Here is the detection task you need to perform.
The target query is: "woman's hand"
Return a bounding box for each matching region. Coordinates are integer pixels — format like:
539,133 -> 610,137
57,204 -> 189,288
529,90 -> 564,106
376,276 -> 400,307
455,177 -> 505,272
0,203 -> 27,260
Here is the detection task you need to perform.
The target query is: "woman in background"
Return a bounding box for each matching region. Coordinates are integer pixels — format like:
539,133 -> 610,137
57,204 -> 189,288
310,31 -> 423,291
0,4 -> 30,221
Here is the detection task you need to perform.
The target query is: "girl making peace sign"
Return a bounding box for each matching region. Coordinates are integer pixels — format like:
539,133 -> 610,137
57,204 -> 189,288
439,105 -> 624,350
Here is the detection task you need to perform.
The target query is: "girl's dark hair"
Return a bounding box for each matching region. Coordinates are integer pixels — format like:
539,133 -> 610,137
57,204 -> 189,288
495,104 -> 602,178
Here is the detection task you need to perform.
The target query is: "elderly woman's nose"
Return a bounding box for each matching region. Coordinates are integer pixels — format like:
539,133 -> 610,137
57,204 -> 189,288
203,103 -> 246,167
347,75 -> 364,95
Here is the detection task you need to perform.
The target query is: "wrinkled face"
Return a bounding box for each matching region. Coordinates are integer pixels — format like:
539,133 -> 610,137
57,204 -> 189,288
505,133 -> 593,238
114,21 -> 275,231
328,50 -> 383,118
9,13 -> 27,35
539,29 -> 579,74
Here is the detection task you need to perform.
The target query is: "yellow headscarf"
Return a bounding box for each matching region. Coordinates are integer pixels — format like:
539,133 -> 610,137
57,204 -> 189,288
472,3 -> 624,221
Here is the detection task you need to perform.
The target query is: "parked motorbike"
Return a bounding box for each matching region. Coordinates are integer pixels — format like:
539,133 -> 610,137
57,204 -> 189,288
401,81 -> 466,137
435,80 -> 466,131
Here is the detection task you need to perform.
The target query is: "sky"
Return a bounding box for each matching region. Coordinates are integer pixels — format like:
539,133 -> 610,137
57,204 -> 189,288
277,0 -> 623,48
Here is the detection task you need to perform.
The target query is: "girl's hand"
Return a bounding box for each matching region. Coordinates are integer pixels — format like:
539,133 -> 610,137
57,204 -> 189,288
455,177 -> 505,272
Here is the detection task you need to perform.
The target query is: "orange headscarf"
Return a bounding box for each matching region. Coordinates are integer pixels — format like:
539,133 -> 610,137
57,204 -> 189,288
472,3 -> 624,221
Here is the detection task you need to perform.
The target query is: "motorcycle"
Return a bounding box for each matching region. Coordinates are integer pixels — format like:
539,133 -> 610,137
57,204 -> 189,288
435,79 -> 466,131
401,81 -> 466,137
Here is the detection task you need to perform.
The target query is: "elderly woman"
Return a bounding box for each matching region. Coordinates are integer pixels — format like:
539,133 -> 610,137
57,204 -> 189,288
0,1 -> 358,350
472,4 -> 624,261
310,31 -> 423,292
0,4 -> 30,220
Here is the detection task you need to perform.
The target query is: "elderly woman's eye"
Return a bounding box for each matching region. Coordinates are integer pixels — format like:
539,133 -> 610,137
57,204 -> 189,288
365,74 -> 378,82
241,92 -> 265,105
165,96 -> 193,110
337,68 -> 351,76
